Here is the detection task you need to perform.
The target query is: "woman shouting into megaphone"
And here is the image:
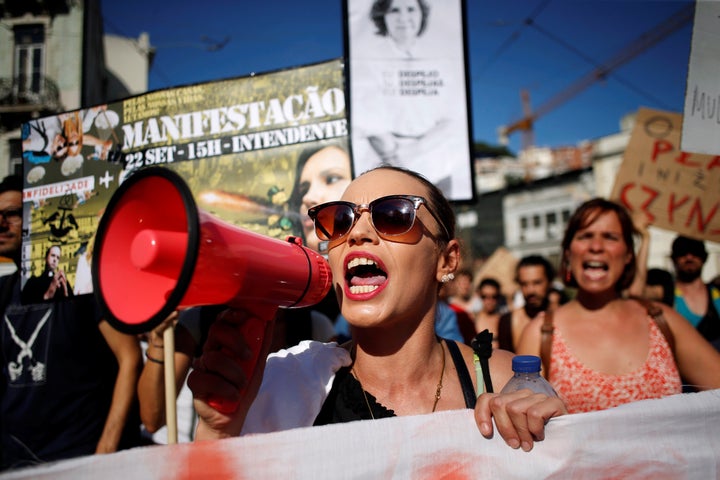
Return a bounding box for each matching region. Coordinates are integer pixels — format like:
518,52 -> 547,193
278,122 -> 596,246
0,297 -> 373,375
188,166 -> 567,451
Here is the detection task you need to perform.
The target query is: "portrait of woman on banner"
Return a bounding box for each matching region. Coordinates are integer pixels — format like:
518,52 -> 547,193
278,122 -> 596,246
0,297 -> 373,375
347,0 -> 473,201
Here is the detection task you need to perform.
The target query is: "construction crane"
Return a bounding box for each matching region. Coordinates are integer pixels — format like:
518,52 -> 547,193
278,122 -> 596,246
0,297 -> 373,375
497,3 -> 694,150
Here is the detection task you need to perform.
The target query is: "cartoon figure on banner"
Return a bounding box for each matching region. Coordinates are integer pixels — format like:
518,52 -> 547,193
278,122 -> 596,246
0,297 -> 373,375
21,106 -> 119,184
42,193 -> 79,243
21,118 -> 67,164
22,117 -> 66,184
60,110 -> 115,176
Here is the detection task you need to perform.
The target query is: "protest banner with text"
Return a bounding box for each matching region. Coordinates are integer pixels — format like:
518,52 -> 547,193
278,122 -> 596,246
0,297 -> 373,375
20,59 -> 348,298
610,107 -> 720,243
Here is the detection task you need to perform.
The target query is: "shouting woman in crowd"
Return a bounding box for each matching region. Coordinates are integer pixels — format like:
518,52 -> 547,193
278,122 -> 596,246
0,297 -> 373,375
188,166 -> 566,451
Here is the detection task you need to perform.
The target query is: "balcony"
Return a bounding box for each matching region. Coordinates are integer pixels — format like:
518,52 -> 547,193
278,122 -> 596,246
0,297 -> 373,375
0,76 -> 62,129
0,0 -> 70,18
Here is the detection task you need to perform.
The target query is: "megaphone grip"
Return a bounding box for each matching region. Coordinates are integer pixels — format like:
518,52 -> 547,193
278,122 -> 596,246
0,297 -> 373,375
207,314 -> 269,414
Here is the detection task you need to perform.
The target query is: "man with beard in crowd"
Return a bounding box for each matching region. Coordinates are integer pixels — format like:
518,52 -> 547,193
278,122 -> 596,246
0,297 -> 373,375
671,235 -> 720,351
496,255 -> 555,352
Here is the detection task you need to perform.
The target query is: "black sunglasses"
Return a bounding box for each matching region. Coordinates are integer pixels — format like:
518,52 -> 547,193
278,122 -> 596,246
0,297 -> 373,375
308,194 -> 448,242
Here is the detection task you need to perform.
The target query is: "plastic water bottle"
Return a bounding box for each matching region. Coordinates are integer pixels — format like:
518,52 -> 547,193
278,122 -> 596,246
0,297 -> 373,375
500,355 -> 558,397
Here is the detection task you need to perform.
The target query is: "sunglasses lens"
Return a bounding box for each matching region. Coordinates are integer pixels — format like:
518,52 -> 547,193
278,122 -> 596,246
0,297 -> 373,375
372,197 -> 416,236
314,203 -> 355,241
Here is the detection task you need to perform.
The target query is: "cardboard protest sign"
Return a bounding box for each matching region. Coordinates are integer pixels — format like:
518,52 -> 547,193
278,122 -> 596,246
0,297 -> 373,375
20,59 -> 348,298
610,107 -> 720,243
475,247 -> 518,298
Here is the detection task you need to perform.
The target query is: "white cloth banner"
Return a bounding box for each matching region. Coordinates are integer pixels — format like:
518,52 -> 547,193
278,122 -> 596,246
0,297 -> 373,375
2,390 -> 719,479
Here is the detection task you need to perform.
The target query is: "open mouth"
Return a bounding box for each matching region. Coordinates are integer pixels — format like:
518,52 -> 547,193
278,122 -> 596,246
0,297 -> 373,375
582,260 -> 609,279
346,257 -> 387,295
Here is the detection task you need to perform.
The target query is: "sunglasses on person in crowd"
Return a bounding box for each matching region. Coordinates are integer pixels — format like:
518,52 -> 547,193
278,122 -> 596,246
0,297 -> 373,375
308,194 -> 448,243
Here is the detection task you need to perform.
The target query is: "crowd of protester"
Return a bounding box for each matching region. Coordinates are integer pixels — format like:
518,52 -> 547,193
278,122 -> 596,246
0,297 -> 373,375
1,168 -> 719,471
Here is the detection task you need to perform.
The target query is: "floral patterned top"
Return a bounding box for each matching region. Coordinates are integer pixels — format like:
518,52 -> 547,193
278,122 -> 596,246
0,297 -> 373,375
549,318 -> 682,414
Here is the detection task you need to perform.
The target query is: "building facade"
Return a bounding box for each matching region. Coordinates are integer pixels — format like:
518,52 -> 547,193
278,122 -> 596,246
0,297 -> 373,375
0,0 -> 151,273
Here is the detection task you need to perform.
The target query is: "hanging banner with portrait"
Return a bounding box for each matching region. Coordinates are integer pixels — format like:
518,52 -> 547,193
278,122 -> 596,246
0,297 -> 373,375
344,0 -> 475,202
609,107 -> 720,243
19,59 -> 349,301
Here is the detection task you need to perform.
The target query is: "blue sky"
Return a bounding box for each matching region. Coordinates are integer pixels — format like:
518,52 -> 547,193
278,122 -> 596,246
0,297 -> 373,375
101,0 -> 695,154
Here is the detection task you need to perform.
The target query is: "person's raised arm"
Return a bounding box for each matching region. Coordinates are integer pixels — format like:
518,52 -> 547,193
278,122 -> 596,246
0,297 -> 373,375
95,320 -> 143,454
137,312 -> 196,433
661,304 -> 720,390
626,212 -> 651,298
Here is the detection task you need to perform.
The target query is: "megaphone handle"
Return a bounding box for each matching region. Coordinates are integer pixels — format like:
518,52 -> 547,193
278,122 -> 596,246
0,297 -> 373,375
163,325 -> 178,444
206,309 -> 274,414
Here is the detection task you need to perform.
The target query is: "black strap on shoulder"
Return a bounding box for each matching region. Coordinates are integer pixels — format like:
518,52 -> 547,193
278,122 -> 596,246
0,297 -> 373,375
445,339 -> 477,408
471,329 -> 494,394
540,310 -> 554,379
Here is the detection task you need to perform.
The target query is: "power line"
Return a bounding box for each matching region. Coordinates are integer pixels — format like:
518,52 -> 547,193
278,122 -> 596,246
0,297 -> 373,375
526,18 -> 677,110
498,2 -> 694,147
474,0 -> 552,75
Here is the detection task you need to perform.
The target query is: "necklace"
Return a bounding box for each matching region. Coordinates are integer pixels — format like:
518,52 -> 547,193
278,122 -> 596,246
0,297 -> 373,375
351,341 -> 446,419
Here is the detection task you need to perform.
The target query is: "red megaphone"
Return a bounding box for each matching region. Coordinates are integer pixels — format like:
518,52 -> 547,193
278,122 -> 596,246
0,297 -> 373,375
92,166 -> 333,335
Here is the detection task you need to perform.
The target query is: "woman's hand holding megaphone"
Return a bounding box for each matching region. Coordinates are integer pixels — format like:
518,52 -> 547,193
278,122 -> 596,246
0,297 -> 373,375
188,307 -> 276,440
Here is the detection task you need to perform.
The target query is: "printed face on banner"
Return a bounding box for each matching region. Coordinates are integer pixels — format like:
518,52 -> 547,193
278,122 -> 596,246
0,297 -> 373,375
346,0 -> 475,201
19,59 -> 349,301
610,107 -> 720,243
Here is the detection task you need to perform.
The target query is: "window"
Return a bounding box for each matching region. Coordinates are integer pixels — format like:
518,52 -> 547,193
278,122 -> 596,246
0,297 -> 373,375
8,139 -> 23,176
14,24 -> 45,97
546,211 -> 559,238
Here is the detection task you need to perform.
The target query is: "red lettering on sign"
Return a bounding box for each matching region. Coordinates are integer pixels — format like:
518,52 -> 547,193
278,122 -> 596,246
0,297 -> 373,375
668,194 -> 689,224
675,151 -> 702,168
620,183 -> 658,222
620,183 -> 635,210
686,199 -> 719,233
639,185 -> 658,222
651,140 -> 674,163
708,156 -> 720,171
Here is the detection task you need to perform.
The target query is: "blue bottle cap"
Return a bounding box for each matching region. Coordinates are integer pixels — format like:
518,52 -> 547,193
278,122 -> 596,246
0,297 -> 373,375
511,355 -> 542,373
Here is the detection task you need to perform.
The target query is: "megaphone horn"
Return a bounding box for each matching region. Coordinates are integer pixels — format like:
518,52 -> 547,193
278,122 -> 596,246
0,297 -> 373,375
92,166 -> 332,335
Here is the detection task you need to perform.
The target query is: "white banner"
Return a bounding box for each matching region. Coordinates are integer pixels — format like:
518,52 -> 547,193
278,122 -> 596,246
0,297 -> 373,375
2,390 -> 719,479
345,0 -> 475,201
